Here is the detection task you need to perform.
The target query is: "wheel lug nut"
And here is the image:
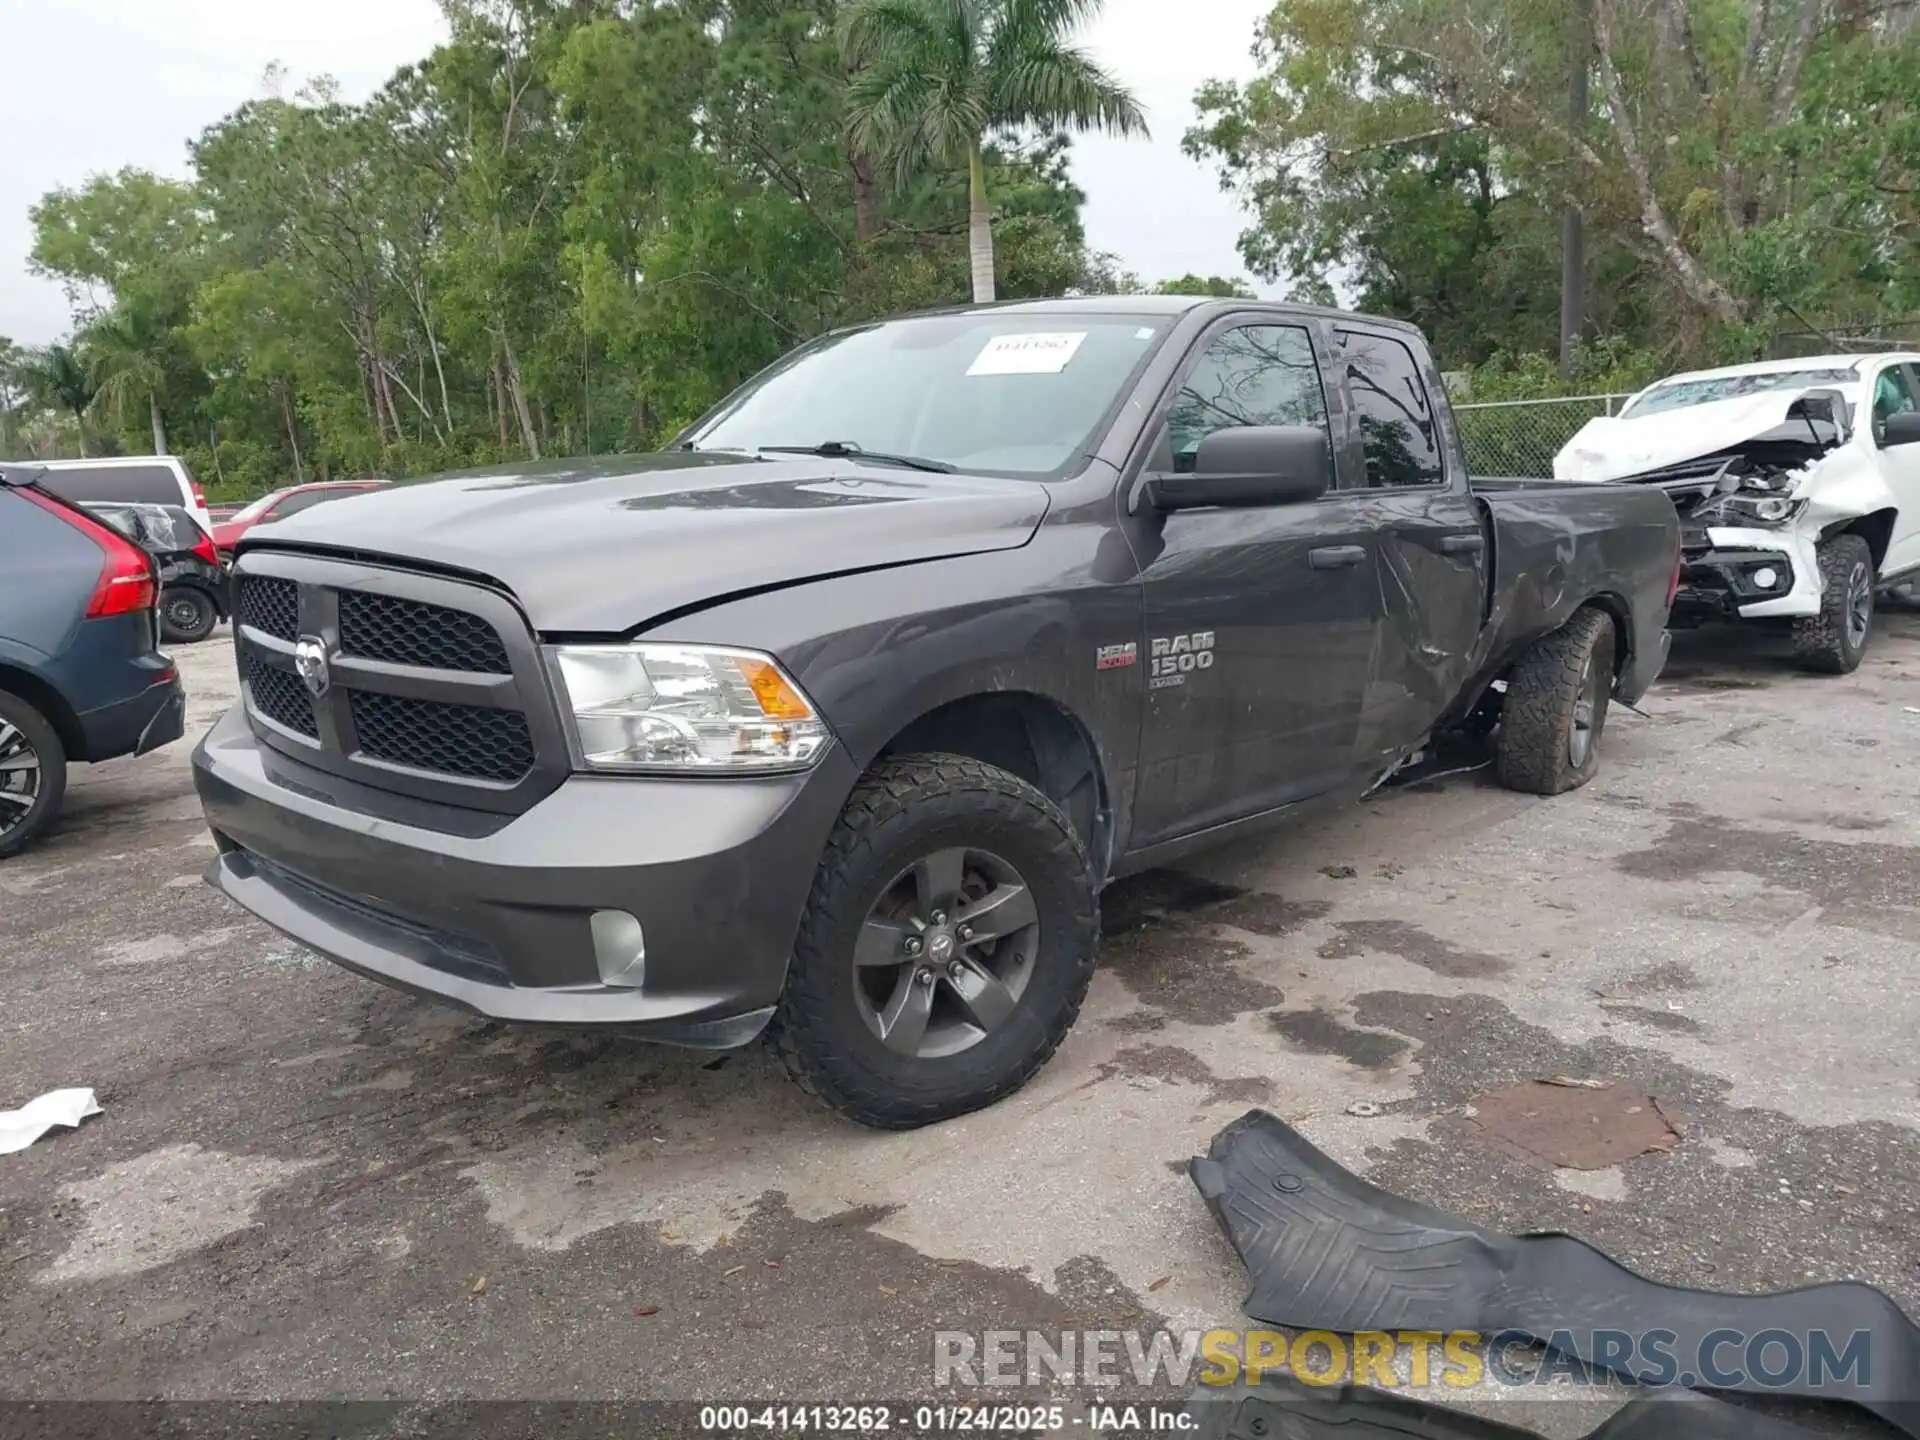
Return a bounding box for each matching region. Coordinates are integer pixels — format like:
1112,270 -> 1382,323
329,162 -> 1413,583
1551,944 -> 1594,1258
916,967 -> 935,986
947,961 -> 964,981
958,924 -> 974,941
930,909 -> 947,926
904,936 -> 922,956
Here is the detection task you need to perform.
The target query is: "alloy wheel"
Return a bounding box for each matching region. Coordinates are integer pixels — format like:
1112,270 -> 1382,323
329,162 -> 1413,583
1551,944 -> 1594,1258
1846,561 -> 1873,650
852,846 -> 1041,1059
0,718 -> 43,842
1569,652 -> 1607,769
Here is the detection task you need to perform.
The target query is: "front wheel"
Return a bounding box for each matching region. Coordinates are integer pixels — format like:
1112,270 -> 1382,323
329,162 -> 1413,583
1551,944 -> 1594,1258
160,585 -> 219,644
1495,607 -> 1616,796
1793,534 -> 1874,674
0,691 -> 68,860
769,753 -> 1098,1129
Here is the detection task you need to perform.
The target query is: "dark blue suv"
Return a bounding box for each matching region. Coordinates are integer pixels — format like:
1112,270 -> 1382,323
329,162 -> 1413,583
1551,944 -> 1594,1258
0,464 -> 187,856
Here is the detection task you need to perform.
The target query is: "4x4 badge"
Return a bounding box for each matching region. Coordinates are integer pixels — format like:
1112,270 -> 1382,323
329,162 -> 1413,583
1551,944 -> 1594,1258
294,637 -> 332,699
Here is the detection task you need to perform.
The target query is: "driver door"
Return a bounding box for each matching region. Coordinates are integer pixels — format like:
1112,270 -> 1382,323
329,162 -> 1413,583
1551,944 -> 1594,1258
1129,320 -> 1382,847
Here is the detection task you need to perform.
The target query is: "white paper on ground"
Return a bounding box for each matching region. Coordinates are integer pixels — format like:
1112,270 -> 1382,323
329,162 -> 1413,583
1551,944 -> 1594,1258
0,1088 -> 102,1155
967,331 -> 1086,376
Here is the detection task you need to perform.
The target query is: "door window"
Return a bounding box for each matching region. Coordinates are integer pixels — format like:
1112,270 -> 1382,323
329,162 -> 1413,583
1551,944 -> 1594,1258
39,463 -> 180,507
269,488 -> 357,520
1873,365 -> 1919,443
1337,331 -> 1445,488
1153,324 -> 1331,475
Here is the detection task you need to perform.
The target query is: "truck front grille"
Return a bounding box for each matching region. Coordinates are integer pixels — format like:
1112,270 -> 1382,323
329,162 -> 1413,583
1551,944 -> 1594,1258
339,591 -> 511,674
231,552 -> 564,815
350,691 -> 534,782
246,653 -> 317,737
239,576 -> 299,641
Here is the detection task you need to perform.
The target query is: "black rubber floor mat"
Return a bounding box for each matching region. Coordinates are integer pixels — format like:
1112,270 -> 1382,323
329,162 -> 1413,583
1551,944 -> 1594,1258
1190,1110 -> 1920,1436
1186,1375 -> 1841,1439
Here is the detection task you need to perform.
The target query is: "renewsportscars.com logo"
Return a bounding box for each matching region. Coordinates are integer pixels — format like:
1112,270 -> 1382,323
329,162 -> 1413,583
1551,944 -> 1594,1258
932,1327 -> 1876,1393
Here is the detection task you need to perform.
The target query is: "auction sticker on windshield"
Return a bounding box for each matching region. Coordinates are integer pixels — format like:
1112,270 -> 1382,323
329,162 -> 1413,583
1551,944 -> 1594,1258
968,332 -> 1087,376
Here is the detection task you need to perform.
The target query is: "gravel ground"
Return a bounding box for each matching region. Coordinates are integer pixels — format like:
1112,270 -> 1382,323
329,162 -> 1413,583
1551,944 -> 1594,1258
2,617 -> 1918,1439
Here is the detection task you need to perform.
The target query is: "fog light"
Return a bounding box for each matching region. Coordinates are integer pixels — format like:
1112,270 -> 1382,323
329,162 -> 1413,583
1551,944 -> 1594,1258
1753,567 -> 1779,590
590,909 -> 646,989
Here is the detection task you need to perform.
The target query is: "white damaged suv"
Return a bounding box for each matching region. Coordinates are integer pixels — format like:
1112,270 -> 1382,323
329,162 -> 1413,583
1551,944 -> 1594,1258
1556,353 -> 1920,673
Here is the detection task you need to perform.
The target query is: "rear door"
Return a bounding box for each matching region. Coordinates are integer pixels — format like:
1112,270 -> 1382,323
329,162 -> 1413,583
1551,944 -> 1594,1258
1333,326 -> 1488,767
1129,317 -> 1381,846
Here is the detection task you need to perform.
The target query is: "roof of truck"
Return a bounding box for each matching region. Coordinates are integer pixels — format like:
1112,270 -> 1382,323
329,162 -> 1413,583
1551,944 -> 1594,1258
898,293 -> 1424,335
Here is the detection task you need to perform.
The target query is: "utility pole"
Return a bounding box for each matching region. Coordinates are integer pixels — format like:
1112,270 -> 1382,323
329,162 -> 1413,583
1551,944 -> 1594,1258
1560,9 -> 1589,378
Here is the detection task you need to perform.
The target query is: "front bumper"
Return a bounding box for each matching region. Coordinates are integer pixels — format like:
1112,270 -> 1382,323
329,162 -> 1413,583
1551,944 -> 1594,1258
1674,526 -> 1821,621
192,704 -> 856,1045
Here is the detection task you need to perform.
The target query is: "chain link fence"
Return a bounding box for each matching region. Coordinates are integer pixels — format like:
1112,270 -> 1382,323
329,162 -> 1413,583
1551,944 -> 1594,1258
1451,393 -> 1633,478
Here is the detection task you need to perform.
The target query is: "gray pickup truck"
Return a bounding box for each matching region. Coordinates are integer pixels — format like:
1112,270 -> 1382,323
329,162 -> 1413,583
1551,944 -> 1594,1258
193,298 -> 1679,1128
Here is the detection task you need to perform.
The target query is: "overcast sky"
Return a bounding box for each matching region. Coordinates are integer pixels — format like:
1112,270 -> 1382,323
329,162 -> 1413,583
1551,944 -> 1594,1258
0,0 -> 1274,346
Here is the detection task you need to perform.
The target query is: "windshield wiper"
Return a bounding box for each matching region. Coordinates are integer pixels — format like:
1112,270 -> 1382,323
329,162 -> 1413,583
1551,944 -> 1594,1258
755,441 -> 955,473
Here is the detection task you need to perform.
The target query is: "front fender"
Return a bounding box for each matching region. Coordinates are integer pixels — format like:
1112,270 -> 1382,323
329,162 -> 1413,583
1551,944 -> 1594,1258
640,540 -> 1145,845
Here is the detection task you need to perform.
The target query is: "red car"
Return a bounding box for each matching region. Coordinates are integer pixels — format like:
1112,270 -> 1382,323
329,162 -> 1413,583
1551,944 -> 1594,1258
212,479 -> 389,555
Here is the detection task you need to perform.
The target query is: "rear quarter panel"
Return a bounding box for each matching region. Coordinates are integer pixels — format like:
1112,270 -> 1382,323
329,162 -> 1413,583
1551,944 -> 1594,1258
1470,479 -> 1679,705
0,490 -> 100,664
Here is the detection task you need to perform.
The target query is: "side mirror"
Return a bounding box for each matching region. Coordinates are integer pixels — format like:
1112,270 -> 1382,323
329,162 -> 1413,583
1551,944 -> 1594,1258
1145,425 -> 1331,512
1881,410 -> 1920,447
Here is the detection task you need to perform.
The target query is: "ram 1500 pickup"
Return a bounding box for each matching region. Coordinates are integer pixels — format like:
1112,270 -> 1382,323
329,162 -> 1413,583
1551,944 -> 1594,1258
193,297 -> 1680,1128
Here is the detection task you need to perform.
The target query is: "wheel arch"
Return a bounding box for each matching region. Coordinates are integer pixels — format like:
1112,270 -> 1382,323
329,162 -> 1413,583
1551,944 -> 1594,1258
874,690 -> 1114,880
0,661 -> 84,762
1826,508 -> 1897,572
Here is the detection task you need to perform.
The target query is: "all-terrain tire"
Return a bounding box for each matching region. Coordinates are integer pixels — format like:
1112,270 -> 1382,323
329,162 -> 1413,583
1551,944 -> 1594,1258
768,753 -> 1098,1129
1495,607 -> 1616,796
0,690 -> 68,860
1793,533 -> 1874,675
159,584 -> 219,644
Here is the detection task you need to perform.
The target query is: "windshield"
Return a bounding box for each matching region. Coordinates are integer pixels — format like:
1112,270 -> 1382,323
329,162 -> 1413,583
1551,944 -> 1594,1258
229,489 -> 290,524
1622,368 -> 1858,418
686,313 -> 1173,477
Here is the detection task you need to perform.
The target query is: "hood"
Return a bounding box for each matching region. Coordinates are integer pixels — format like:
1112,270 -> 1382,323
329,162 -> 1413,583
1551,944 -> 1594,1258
241,451 -> 1051,632
1554,389 -> 1844,484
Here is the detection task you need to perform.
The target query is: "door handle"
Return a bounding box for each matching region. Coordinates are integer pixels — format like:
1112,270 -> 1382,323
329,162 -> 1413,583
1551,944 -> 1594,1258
1309,545 -> 1367,570
1438,533 -> 1485,556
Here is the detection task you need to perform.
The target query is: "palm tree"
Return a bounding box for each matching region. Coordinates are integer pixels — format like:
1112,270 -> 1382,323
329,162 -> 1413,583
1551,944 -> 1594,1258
23,345 -> 98,458
841,0 -> 1147,304
84,299 -> 175,455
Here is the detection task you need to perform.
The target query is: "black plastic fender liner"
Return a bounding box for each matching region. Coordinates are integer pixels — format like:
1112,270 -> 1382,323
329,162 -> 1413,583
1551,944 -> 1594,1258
1185,1375 -> 1840,1439
1189,1111 -> 1920,1437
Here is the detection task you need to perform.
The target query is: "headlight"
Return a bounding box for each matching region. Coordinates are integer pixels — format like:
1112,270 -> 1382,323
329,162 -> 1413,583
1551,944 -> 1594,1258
547,644 -> 831,773
1721,494 -> 1806,525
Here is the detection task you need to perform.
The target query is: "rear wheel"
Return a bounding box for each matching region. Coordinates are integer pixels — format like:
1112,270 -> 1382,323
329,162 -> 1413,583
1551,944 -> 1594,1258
769,753 -> 1097,1129
0,692 -> 67,860
1793,534 -> 1874,674
160,585 -> 219,644
1495,607 -> 1616,796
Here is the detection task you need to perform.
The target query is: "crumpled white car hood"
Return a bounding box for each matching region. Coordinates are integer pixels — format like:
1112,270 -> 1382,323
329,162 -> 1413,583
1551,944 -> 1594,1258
1554,390 -> 1830,484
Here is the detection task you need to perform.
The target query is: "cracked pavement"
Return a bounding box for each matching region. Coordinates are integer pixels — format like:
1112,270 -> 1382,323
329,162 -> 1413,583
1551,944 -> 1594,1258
3,616 -> 1919,1436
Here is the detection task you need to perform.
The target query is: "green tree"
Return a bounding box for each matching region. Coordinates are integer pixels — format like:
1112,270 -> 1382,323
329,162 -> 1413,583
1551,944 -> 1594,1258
83,294 -> 185,454
1190,0 -> 1920,360
0,338 -> 26,456
841,0 -> 1148,303
23,345 -> 99,456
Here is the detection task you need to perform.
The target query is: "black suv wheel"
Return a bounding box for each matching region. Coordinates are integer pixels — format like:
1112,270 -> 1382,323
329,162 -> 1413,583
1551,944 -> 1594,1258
0,691 -> 68,860
770,754 -> 1098,1129
160,584 -> 220,644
